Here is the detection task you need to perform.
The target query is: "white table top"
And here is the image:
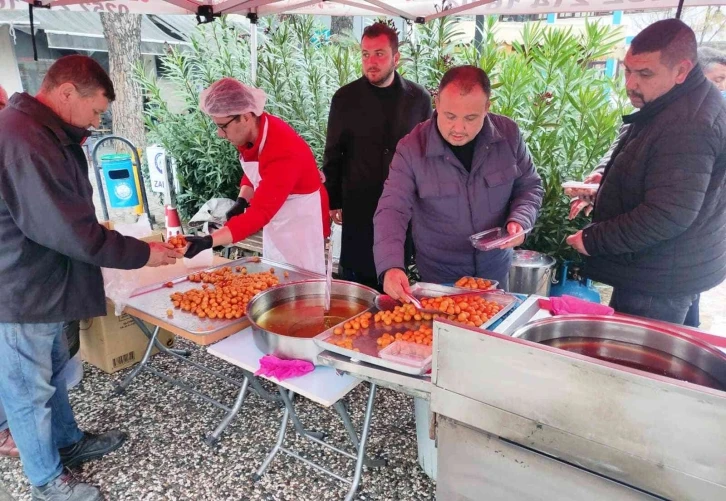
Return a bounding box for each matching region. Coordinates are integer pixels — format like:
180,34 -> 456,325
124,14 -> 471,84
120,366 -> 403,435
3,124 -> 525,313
207,327 -> 362,407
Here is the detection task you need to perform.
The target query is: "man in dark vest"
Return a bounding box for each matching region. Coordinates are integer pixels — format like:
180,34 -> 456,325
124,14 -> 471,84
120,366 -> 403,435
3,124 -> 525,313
323,22 -> 432,291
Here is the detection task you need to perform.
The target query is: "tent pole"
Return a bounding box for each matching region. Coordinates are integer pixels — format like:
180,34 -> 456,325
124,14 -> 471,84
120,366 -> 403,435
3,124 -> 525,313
249,14 -> 258,85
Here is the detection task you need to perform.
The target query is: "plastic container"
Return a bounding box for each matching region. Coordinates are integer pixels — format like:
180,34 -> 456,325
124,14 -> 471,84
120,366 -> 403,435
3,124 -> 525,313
562,181 -> 599,197
379,340 -> 433,369
469,227 -> 529,251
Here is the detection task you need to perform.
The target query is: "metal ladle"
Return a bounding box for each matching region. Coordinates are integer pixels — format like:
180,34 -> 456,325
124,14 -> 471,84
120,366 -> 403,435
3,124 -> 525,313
287,244 -> 341,337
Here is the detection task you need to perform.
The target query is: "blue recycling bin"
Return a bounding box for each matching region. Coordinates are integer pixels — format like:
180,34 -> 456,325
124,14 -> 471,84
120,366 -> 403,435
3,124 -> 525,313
101,154 -> 139,208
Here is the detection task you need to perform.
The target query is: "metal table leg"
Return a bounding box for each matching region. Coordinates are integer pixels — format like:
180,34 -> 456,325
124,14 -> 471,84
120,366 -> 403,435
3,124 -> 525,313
345,383 -> 377,501
205,374 -> 250,447
253,390 -> 292,481
115,315 -> 276,446
334,397 -> 386,469
278,388 -> 325,441
253,383 -> 381,501
114,323 -> 162,395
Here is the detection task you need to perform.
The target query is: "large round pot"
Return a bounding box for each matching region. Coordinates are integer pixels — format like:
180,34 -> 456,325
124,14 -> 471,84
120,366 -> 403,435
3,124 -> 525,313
246,279 -> 378,363
512,315 -> 726,390
508,250 -> 556,296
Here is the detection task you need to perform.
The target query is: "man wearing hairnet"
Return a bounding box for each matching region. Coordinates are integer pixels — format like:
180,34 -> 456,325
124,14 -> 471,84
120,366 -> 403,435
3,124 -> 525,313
185,78 -> 330,274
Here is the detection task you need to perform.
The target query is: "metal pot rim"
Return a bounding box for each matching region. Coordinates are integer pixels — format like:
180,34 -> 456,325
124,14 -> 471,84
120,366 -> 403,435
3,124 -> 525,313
513,314 -> 726,361
246,278 -> 379,329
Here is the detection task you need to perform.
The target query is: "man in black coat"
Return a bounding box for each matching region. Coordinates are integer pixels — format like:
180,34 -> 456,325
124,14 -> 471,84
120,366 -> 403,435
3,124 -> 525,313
323,22 -> 432,291
567,19 -> 726,325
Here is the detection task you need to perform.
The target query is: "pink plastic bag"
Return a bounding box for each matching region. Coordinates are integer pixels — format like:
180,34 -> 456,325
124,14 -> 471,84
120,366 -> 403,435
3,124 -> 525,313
255,355 -> 314,381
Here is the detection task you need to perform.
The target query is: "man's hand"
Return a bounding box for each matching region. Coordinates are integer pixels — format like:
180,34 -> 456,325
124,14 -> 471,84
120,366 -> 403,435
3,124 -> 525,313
146,242 -> 183,267
584,172 -> 603,184
226,197 -> 249,221
383,268 -> 411,301
500,221 -> 526,249
184,235 -> 213,259
566,230 -> 590,256
569,198 -> 593,220
330,209 -> 343,225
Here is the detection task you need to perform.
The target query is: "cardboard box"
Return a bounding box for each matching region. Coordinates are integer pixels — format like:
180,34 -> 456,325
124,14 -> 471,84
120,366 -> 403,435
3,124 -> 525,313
80,223 -> 174,373
80,299 -> 175,374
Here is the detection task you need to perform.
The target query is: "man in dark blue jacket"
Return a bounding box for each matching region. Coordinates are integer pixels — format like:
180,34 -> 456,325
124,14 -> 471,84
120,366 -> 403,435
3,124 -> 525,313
567,20 -> 726,325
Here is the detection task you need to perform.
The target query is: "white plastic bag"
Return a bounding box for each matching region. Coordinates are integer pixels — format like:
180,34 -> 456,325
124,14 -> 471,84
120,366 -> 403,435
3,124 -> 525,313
101,215 -> 153,316
188,197 -> 235,234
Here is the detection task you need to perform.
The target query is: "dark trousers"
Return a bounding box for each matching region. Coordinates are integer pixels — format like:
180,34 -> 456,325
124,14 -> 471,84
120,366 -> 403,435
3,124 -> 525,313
338,266 -> 383,293
684,294 -> 700,328
610,289 -> 698,326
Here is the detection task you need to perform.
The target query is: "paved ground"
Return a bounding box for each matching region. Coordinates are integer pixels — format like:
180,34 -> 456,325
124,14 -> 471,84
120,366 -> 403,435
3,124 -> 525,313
0,341 -> 434,501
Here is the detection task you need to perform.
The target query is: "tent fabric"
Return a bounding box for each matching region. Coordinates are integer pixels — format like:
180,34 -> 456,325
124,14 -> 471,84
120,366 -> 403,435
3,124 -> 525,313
2,0 -> 726,19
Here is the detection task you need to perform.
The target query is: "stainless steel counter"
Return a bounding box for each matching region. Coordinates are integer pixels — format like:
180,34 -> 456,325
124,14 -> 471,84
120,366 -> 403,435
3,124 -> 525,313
431,319 -> 726,500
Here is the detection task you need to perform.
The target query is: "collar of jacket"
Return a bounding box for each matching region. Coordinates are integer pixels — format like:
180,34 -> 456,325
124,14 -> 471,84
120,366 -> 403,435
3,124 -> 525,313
622,64 -> 707,125
425,112 -> 504,158
9,92 -> 91,145
359,71 -> 408,95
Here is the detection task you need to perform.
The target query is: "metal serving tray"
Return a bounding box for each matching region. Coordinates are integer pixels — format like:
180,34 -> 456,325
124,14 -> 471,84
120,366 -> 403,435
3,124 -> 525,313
314,283 -> 518,375
124,257 -> 322,337
410,283 -> 518,329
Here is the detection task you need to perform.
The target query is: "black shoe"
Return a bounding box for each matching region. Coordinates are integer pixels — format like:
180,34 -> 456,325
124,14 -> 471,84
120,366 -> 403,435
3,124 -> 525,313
59,430 -> 127,468
31,469 -> 102,501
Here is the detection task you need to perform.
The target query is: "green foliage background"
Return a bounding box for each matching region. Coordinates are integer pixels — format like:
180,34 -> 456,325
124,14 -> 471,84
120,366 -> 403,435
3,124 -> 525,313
138,15 -> 630,264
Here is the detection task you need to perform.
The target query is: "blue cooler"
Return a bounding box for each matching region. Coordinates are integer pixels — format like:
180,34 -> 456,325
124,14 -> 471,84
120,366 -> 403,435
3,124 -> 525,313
101,153 -> 139,208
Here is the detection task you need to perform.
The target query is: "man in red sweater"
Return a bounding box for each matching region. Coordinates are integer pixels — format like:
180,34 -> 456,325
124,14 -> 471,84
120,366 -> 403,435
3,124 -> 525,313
186,78 -> 330,275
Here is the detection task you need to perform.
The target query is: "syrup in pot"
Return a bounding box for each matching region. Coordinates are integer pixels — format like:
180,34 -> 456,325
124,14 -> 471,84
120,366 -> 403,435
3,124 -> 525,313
256,297 -> 370,338
542,336 -> 724,390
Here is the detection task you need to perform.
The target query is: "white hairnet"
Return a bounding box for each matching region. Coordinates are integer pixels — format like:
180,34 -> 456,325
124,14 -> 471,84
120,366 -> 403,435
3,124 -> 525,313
199,78 -> 266,118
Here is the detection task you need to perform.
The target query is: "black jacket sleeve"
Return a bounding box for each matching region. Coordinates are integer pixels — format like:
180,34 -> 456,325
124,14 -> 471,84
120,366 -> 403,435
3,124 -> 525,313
323,92 -> 346,210
0,152 -> 150,269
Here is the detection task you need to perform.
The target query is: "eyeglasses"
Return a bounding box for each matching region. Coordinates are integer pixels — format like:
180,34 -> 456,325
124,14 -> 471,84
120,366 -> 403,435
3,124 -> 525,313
216,115 -> 240,136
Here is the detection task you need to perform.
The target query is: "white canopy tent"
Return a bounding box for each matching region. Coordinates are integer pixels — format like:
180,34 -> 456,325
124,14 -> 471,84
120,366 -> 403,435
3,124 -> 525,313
1,0 -> 725,21
2,0 -> 724,81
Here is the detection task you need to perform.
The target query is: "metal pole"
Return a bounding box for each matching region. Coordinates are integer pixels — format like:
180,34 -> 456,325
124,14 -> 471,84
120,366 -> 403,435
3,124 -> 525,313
91,138 -> 110,222
250,17 -> 258,84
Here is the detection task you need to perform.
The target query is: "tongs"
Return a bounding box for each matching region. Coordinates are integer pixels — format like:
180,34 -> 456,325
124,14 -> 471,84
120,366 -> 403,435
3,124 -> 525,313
375,293 -> 439,314
375,289 -> 506,315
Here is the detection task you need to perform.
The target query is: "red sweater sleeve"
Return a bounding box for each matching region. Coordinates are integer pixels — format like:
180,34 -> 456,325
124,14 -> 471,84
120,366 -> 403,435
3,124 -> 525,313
225,150 -> 300,242
240,174 -> 253,188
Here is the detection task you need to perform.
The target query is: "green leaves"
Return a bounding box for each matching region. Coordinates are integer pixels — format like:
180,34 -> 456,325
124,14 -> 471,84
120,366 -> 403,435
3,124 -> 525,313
138,15 -> 359,219
139,14 -> 630,267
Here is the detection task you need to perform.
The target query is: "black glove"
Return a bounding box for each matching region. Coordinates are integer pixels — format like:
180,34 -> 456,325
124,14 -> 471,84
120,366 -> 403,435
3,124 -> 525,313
184,235 -> 213,259
226,197 -> 249,220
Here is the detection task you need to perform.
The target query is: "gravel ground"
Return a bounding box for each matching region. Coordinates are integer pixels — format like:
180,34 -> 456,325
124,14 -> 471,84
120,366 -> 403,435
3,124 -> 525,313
0,339 -> 435,501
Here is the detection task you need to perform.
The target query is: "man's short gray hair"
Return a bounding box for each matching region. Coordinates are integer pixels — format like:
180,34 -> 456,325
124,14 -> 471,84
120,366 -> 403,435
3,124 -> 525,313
698,46 -> 726,71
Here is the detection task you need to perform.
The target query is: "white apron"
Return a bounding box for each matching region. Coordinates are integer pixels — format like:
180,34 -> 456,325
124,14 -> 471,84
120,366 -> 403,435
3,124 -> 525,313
240,119 -> 325,276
